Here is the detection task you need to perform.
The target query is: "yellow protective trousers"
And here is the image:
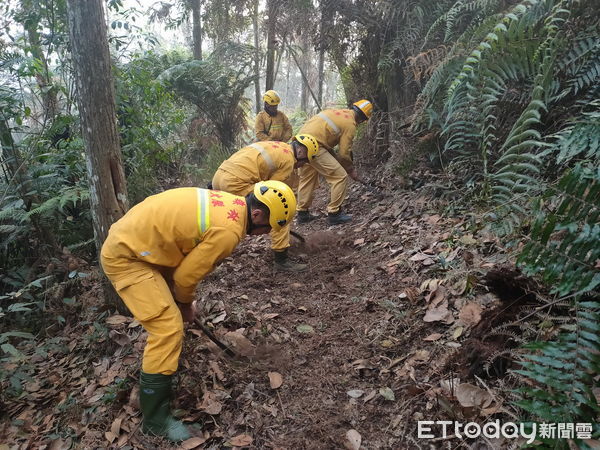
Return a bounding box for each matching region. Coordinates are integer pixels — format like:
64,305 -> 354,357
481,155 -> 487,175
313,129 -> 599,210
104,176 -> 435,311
100,256 -> 183,375
297,148 -> 348,213
212,168 -> 298,251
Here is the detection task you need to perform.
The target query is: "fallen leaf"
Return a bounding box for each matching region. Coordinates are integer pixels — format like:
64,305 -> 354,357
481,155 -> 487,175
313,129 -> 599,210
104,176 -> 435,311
440,377 -> 461,394
224,331 -> 255,356
296,324 -> 314,334
452,326 -> 464,339
458,302 -> 482,327
211,311 -> 227,324
347,389 -> 364,398
344,429 -> 362,450
208,361 -> 225,381
200,391 -> 223,415
410,253 -> 431,262
105,431 -> 117,443
379,387 -> 395,401
420,278 -> 443,293
482,401 -> 503,416
423,333 -> 443,342
117,433 -> 129,447
48,439 -> 72,450
268,372 -> 283,389
262,313 -> 279,320
106,315 -> 129,325
425,286 -> 447,308
297,306 -> 308,312
109,330 -> 131,346
353,238 -> 365,246
380,339 -> 394,348
444,248 -> 460,262
110,417 -> 122,437
26,381 -> 41,392
423,300 -> 454,324
455,383 -> 492,408
459,234 -> 477,245
411,350 -> 431,363
230,434 -> 253,447
449,279 -> 467,296
182,437 -> 207,449
426,214 -> 441,225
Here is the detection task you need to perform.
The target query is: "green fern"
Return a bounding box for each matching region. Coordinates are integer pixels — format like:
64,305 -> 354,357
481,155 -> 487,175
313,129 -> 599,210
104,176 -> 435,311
423,0 -> 505,46
519,165 -> 599,296
554,101 -> 600,165
514,165 -> 600,447
158,42 -> 256,151
26,188 -> 89,219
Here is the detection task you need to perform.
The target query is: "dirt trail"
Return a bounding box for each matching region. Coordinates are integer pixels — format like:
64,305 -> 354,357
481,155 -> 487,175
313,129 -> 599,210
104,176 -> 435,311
2,170 -> 525,449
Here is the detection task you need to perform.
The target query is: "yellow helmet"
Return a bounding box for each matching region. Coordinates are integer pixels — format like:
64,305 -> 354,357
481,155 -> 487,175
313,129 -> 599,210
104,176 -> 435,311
253,180 -> 297,231
353,99 -> 373,119
293,133 -> 319,161
263,90 -> 281,106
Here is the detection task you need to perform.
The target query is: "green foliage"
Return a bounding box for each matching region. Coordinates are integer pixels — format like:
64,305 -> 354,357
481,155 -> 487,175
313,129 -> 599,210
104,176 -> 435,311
513,165 -> 600,446
158,42 -> 256,151
115,50 -> 190,203
423,0 -> 505,46
519,165 -> 599,296
414,0 -> 599,235
553,101 -> 600,166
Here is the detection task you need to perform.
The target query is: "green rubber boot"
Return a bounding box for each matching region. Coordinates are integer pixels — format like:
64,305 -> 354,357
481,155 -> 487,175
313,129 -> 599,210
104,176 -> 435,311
273,249 -> 308,272
139,372 -> 191,442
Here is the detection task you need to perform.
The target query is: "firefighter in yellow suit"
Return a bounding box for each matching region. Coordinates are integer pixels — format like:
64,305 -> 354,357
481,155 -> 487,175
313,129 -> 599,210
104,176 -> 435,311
212,134 -> 319,272
255,90 -> 293,142
100,181 -> 297,442
296,99 -> 373,225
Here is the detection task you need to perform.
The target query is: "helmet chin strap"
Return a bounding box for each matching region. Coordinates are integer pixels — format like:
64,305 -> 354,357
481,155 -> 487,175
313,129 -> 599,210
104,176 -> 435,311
265,104 -> 278,117
245,197 -> 269,234
291,141 -> 307,164
245,197 -> 256,234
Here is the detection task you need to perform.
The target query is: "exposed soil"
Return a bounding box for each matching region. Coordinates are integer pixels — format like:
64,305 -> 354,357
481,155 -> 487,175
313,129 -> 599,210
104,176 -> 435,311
1,164 -> 545,449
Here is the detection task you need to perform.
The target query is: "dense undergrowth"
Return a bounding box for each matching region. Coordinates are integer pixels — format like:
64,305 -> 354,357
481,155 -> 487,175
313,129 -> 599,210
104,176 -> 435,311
1,0 -> 598,447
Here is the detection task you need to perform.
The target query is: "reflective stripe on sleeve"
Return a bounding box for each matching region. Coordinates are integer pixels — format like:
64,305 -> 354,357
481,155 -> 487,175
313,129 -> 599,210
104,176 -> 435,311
317,112 -> 340,135
248,143 -> 276,176
196,188 -> 210,234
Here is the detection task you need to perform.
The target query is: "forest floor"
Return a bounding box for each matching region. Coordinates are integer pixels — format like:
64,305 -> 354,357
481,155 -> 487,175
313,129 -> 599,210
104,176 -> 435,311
1,155 -> 543,449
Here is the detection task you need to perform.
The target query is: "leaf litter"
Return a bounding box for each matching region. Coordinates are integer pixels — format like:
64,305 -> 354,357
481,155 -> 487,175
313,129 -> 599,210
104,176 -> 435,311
1,167 -> 542,449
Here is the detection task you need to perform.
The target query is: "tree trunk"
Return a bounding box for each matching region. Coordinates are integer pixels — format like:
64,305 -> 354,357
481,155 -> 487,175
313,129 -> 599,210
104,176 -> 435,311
285,53 -> 291,106
19,0 -> 58,120
67,0 -> 128,308
299,33 -> 311,112
191,0 -> 202,60
265,0 -> 277,90
317,3 -> 326,108
288,38 -> 320,112
252,0 -> 261,113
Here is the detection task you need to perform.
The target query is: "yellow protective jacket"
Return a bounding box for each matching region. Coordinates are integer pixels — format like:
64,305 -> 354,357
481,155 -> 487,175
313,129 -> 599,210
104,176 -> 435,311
298,109 -> 357,170
100,188 -> 247,304
217,141 -> 295,184
255,111 -> 293,142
